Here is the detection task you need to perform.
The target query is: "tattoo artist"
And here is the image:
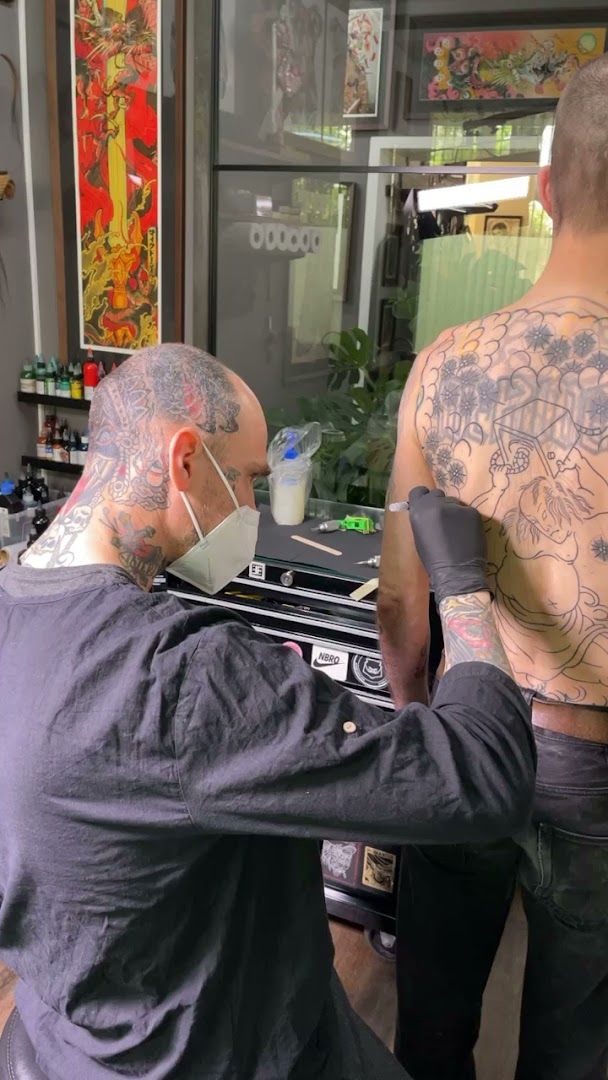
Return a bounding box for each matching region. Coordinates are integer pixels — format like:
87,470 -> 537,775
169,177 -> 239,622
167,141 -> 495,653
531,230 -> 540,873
0,347 -> 535,1080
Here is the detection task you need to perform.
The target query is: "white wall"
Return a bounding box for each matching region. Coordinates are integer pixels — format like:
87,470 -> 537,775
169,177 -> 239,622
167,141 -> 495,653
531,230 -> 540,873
0,2 -> 35,476
0,0 -> 58,478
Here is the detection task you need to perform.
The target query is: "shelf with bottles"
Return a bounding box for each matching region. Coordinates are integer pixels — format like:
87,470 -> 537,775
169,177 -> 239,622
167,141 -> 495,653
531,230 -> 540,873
18,351 -> 108,403
17,392 -> 90,411
0,468 -> 67,548
22,456 -> 83,477
32,414 -> 89,471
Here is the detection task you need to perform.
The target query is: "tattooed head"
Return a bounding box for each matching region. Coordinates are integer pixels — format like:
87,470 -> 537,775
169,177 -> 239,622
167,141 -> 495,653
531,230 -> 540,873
87,345 -> 241,510
551,53 -> 608,231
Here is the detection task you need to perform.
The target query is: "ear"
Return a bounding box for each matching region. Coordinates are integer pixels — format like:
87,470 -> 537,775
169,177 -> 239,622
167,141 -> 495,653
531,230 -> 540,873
537,166 -> 554,219
168,428 -> 200,493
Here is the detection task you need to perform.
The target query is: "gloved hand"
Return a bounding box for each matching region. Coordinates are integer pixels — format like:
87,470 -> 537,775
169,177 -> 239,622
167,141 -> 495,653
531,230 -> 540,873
408,486 -> 489,606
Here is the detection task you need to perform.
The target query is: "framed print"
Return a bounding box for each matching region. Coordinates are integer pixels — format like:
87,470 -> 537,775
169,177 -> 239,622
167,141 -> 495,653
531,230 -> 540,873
49,0 -> 184,360
71,0 -> 162,353
265,0 -> 348,151
343,0 -> 395,130
420,27 -> 606,103
484,214 -> 522,237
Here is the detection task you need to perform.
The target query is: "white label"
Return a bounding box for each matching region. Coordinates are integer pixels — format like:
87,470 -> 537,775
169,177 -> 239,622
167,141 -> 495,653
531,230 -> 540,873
311,644 -> 349,682
248,561 -> 266,581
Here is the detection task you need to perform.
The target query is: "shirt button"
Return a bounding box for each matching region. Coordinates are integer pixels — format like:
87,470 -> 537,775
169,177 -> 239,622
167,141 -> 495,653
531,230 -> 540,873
343,721 -> 357,734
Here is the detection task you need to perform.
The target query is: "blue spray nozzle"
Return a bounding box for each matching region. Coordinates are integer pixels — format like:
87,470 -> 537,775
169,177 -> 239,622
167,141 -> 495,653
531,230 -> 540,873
283,446 -> 299,460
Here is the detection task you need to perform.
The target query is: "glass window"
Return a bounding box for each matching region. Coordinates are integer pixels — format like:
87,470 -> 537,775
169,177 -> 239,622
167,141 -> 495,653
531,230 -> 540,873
188,0 -> 607,506
217,1 -> 608,168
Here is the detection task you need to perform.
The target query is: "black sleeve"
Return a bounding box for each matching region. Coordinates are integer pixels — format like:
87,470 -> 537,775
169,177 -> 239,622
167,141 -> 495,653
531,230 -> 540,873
173,621 -> 535,845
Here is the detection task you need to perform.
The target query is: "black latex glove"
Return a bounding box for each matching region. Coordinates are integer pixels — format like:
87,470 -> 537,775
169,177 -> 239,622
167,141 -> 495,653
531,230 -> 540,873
408,486 -> 489,606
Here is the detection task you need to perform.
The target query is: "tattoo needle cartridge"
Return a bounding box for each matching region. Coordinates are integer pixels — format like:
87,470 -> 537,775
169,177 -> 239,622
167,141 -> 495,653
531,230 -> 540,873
357,555 -> 381,569
315,520 -> 342,533
388,500 -> 410,513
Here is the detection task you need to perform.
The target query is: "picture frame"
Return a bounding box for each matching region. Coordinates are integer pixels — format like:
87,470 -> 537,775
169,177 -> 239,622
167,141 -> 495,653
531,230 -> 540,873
47,0 -> 185,360
484,214 -> 523,237
405,13 -> 608,120
260,0 -> 349,153
343,0 -> 396,131
419,26 -> 606,105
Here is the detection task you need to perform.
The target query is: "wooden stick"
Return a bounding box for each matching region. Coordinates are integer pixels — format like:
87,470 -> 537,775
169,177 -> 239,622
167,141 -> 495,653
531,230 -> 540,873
350,578 -> 379,602
291,534 -> 342,557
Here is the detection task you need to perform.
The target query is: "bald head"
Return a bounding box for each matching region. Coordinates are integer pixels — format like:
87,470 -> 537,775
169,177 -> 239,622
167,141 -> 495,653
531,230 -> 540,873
87,345 -> 255,511
24,345 -> 268,585
551,53 -> 608,232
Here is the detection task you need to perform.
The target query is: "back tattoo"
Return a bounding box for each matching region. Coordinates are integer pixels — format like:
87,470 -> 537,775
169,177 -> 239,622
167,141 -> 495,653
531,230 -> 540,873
416,297 -> 608,704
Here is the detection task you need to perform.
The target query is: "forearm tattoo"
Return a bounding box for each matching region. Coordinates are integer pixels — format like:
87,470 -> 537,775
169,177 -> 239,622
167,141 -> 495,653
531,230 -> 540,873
439,592 -> 513,677
415,297 -> 608,704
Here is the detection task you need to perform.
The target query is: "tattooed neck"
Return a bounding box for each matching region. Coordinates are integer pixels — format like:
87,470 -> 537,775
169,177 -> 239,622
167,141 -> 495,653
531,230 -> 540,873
22,492 -> 166,592
100,508 -> 165,591
439,592 -> 513,679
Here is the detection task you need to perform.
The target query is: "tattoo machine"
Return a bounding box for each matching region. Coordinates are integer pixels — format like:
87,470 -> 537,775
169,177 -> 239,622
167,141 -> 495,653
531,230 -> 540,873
316,515 -> 378,535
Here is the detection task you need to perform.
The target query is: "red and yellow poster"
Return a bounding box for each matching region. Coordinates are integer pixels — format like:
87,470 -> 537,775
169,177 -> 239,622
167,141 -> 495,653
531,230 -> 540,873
71,0 -> 161,352
422,28 -> 606,102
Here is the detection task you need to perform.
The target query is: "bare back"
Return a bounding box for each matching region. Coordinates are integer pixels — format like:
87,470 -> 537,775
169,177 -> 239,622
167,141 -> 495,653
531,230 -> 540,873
415,296 -> 608,705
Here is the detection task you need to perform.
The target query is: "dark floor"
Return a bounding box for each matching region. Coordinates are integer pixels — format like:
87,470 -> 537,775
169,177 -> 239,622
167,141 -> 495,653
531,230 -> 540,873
0,896 -> 527,1078
331,891 -> 527,1080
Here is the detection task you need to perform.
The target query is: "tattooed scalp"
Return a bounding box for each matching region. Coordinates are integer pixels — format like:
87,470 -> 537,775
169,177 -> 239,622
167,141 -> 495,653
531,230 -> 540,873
25,346 -> 242,579
87,345 -> 241,512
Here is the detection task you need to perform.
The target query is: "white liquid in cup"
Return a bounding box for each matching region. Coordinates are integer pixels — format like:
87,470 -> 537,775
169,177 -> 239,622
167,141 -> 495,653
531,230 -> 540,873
270,471 -> 309,526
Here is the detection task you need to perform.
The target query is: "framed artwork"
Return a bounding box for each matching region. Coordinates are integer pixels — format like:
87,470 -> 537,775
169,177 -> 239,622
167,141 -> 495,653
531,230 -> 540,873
48,1 -> 184,360
261,0 -> 348,150
484,214 -> 523,237
343,0 -> 395,130
71,0 -> 162,353
420,27 -> 606,103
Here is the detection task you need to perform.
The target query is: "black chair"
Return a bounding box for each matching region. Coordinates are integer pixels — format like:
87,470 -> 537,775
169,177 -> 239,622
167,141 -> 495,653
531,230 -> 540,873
0,1008 -> 48,1079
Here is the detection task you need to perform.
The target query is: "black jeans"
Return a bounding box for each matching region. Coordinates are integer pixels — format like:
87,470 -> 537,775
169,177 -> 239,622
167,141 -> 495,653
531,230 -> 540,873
395,726 -> 608,1080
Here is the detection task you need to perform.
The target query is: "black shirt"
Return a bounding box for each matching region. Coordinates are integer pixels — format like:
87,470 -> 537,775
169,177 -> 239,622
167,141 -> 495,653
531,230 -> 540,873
0,564 -> 534,1079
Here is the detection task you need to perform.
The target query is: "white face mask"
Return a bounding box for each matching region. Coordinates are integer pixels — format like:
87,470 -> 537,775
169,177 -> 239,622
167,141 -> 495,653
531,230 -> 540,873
166,443 -> 260,595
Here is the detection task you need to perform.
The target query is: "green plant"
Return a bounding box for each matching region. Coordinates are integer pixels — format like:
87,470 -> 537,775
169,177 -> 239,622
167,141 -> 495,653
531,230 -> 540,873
267,328 -> 412,508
